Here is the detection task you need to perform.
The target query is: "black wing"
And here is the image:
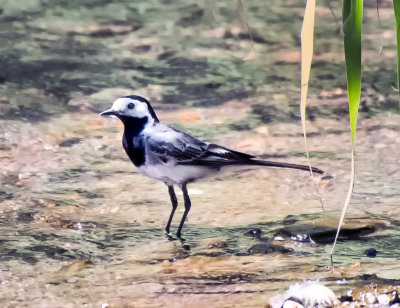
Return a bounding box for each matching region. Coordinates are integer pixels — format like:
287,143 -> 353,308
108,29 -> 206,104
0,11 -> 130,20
146,128 -> 254,166
145,125 -> 324,174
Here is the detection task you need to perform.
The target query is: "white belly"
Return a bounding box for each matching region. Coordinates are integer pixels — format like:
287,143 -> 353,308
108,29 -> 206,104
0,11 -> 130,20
137,162 -> 218,186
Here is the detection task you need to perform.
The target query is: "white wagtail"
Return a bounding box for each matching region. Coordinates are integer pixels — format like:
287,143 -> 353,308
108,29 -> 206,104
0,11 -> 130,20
100,95 -> 323,238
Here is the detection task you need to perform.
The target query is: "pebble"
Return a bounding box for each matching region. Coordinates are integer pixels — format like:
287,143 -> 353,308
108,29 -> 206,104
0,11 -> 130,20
244,228 -> 262,239
206,239 -> 227,249
365,292 -> 377,304
339,295 -> 353,303
377,293 -> 390,306
365,248 -> 378,257
59,138 -> 82,147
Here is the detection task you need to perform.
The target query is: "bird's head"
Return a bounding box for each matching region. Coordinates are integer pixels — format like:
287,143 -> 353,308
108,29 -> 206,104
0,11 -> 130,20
100,95 -> 159,124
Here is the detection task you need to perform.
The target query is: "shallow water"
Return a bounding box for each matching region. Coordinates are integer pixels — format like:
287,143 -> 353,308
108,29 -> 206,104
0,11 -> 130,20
1,0 -> 400,307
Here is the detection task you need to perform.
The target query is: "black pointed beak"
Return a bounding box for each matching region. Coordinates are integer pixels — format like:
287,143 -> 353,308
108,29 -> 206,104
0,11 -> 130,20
99,108 -> 115,116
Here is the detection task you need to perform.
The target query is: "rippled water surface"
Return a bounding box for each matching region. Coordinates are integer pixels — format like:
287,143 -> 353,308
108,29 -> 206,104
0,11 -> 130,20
1,0 -> 400,307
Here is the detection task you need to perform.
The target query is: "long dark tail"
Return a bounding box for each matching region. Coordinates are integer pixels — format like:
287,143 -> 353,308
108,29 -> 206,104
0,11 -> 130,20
250,159 -> 324,174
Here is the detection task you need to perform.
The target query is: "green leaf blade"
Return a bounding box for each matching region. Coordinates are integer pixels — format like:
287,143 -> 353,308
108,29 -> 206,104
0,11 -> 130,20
330,0 -> 363,260
343,0 -> 363,143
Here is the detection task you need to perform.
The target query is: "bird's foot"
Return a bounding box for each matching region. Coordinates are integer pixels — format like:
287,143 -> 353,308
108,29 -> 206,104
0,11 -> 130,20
176,233 -> 186,242
165,230 -> 177,241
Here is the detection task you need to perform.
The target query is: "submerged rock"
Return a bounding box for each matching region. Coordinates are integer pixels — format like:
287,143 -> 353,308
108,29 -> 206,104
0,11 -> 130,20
276,219 -> 385,244
59,138 -> 82,147
247,243 -> 291,255
205,239 -> 228,249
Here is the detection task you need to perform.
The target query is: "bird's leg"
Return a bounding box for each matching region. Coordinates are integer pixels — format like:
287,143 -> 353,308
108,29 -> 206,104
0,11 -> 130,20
177,183 -> 191,238
165,185 -> 178,235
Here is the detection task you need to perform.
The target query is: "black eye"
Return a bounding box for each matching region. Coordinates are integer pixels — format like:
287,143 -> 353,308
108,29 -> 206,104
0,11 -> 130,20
127,103 -> 135,109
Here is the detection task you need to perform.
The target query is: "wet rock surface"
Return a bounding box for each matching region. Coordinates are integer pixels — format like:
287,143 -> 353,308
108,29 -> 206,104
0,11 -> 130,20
277,221 -> 384,244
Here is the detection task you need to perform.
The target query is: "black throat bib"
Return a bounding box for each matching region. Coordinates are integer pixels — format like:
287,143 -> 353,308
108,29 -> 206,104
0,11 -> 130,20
121,116 -> 148,167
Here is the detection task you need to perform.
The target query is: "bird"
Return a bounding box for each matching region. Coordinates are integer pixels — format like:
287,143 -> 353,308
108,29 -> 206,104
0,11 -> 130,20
100,95 -> 324,238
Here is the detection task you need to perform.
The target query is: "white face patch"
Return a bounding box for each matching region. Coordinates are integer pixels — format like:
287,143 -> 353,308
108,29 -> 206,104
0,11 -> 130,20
110,97 -> 150,119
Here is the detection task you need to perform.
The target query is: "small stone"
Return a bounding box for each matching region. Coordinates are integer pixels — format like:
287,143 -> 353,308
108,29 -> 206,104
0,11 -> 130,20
59,138 -> 81,147
365,292 -> 377,304
377,294 -> 390,306
340,295 -> 353,302
247,243 -> 291,255
0,191 -> 13,201
244,228 -> 262,239
206,239 -> 227,249
17,212 -> 37,222
365,248 -> 377,258
162,260 -> 171,266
